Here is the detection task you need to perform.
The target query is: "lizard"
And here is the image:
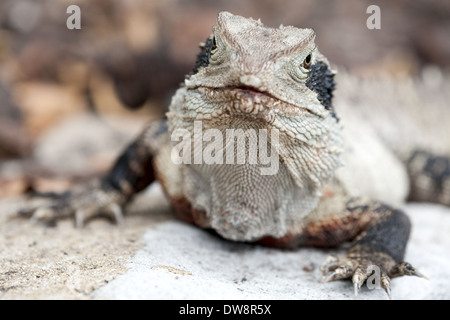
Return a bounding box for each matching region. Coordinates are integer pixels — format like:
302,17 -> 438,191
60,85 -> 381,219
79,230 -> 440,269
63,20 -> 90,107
15,11 -> 450,298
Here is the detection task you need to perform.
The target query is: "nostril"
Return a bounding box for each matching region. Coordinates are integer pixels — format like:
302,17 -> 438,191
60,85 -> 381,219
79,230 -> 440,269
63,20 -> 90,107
240,75 -> 262,88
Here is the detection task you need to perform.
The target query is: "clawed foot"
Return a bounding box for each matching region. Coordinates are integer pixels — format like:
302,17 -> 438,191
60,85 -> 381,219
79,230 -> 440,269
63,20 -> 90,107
321,246 -> 427,299
14,180 -> 126,227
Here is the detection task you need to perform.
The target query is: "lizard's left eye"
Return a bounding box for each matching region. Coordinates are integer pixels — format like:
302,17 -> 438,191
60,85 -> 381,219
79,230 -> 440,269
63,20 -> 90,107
302,54 -> 312,69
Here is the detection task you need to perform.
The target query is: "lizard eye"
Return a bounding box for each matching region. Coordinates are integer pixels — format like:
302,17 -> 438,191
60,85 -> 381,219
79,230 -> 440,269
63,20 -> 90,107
211,36 -> 218,53
302,54 -> 312,69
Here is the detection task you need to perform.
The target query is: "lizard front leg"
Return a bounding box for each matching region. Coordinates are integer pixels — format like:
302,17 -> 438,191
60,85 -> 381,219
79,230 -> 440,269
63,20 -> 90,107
319,198 -> 426,298
17,121 -> 168,227
260,196 -> 426,298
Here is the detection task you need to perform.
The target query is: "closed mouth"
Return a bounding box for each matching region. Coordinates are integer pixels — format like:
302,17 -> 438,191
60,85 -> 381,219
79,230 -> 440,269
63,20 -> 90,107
197,85 -> 310,118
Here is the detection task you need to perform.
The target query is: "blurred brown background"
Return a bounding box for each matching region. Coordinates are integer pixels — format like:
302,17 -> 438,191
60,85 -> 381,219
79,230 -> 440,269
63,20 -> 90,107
0,0 -> 449,197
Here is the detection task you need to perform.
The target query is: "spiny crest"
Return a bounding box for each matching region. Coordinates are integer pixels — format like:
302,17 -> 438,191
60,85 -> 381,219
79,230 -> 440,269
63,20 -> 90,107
216,11 -> 315,59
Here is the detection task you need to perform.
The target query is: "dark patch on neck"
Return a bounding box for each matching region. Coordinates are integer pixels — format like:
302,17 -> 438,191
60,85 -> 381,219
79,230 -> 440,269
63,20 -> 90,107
305,61 -> 338,121
190,36 -> 215,75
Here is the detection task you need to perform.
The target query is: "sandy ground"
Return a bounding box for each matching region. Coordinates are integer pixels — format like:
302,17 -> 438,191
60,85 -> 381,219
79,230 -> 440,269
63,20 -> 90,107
0,184 -> 171,299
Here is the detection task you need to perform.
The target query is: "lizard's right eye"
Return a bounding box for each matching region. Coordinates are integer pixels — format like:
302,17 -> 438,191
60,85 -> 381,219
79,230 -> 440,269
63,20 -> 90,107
211,36 -> 218,52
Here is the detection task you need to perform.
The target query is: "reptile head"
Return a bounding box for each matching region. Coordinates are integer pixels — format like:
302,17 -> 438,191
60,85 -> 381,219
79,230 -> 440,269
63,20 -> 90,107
187,11 -> 337,120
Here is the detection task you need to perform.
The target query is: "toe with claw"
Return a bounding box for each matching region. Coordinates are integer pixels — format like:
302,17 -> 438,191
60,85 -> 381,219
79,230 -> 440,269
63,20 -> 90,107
321,250 -> 427,299
15,179 -> 126,227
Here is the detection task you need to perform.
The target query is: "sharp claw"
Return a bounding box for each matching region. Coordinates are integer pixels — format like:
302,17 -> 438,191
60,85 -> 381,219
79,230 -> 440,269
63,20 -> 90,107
107,203 -> 124,225
414,271 -> 429,280
380,273 -> 392,300
384,286 -> 392,300
323,271 -> 337,283
392,262 -> 427,280
352,267 -> 367,297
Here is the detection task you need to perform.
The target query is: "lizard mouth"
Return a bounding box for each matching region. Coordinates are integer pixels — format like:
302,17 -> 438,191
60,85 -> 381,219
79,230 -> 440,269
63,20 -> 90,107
231,86 -> 274,115
234,85 -> 270,96
197,86 -> 304,119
